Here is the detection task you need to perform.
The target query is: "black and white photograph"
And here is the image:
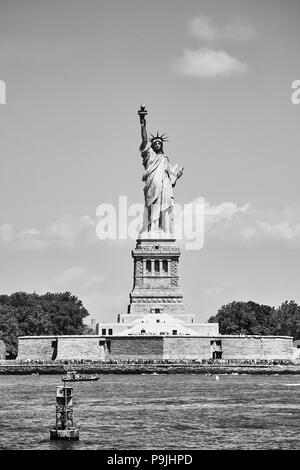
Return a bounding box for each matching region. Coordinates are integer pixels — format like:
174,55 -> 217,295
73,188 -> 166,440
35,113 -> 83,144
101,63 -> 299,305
0,0 -> 299,459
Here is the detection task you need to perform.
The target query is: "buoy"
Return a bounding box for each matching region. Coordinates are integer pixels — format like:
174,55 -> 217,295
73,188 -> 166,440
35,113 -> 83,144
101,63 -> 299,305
50,384 -> 79,440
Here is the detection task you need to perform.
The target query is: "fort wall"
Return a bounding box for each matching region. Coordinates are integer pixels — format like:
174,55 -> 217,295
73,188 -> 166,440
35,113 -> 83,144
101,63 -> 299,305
17,334 -> 294,362
18,337 -> 55,360
109,337 -> 163,360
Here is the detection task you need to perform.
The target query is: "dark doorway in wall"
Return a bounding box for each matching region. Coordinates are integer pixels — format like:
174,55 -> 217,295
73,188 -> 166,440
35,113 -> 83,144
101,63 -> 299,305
99,339 -> 106,360
51,339 -> 58,360
212,351 -> 222,359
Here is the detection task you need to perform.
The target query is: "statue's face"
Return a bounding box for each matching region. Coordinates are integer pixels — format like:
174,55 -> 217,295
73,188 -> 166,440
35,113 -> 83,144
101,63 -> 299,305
151,140 -> 162,153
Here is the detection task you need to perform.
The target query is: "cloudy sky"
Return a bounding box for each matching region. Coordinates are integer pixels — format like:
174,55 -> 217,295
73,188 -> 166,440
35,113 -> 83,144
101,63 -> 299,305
0,0 -> 300,324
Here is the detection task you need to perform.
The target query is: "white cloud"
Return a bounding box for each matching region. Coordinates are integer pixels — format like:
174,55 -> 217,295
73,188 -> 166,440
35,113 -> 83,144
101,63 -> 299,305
174,196 -> 300,247
0,223 -> 49,251
205,200 -> 250,219
202,200 -> 300,247
172,47 -> 248,78
188,15 -> 257,42
188,16 -> 217,41
47,215 -> 97,249
204,286 -> 224,296
0,215 -> 98,251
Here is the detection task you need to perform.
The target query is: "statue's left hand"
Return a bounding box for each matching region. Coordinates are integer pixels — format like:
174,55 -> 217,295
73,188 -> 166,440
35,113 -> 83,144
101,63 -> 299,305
177,167 -> 184,179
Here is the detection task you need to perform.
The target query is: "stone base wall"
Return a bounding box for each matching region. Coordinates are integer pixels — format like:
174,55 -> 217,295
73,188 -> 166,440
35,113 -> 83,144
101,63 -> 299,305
18,337 -> 55,360
222,337 -> 260,360
17,334 -> 294,361
18,336 -> 106,361
162,336 -> 293,361
109,337 -> 163,360
56,337 -> 105,361
163,337 -> 212,360
221,336 -> 293,360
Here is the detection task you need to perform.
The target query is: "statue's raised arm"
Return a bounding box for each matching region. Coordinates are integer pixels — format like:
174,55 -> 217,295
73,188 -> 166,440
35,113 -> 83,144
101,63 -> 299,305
138,105 -> 148,149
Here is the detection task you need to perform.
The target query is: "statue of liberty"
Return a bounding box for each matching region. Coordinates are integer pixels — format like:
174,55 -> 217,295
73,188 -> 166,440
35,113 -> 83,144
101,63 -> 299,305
138,106 -> 184,235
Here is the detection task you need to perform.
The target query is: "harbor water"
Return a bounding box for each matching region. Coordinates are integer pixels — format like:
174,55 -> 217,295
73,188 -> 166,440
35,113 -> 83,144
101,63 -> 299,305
0,374 -> 299,450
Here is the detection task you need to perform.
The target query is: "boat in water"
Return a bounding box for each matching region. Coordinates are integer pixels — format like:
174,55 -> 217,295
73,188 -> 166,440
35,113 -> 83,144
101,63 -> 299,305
62,371 -> 99,382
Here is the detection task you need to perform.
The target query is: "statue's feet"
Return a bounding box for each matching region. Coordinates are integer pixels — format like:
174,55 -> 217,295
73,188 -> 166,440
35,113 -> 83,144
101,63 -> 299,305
138,228 -> 174,240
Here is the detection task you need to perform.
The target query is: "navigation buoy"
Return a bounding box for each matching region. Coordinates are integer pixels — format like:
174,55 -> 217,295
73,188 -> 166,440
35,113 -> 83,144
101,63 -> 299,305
50,384 -> 79,440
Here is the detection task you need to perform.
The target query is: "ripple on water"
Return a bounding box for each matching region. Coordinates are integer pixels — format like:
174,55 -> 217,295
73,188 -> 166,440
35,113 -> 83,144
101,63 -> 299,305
0,374 -> 300,450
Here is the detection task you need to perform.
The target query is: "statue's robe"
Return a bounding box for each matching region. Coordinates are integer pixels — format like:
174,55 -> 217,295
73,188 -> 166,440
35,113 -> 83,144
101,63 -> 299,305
140,142 -> 179,233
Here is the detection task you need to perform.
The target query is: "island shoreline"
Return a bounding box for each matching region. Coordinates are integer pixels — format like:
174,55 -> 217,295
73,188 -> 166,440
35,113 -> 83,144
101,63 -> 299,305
1,363 -> 300,375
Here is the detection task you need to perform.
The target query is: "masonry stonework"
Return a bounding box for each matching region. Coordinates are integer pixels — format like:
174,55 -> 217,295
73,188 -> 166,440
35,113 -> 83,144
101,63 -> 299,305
163,337 -> 212,360
109,337 -> 163,360
221,336 -> 293,360
129,238 -> 185,316
18,337 -> 55,360
56,336 -> 105,361
17,334 -> 294,361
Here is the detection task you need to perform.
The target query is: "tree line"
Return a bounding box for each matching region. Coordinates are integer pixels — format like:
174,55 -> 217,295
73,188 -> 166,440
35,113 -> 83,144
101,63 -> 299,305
208,300 -> 300,339
0,292 -> 90,358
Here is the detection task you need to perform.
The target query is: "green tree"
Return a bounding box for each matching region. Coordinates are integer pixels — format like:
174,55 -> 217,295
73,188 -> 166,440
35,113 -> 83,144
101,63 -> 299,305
40,292 -> 89,335
208,300 -> 300,339
208,301 -> 275,335
0,305 -> 19,357
0,291 -> 89,358
270,301 -> 300,339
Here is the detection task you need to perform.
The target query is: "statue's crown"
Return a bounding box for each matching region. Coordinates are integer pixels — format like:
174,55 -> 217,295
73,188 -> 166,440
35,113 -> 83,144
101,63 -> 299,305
149,132 -> 169,143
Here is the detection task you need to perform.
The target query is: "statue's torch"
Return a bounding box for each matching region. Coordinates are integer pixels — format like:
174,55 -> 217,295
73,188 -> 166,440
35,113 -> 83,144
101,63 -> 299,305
138,105 -> 147,124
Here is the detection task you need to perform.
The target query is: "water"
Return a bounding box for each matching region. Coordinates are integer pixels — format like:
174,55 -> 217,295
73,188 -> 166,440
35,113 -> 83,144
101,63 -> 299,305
0,374 -> 299,450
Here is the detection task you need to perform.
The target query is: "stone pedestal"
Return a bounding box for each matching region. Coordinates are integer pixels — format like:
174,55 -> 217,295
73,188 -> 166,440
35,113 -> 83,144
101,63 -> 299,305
127,237 -> 186,317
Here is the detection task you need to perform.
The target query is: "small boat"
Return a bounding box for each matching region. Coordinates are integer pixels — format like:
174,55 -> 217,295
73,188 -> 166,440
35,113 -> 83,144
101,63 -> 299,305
62,371 -> 99,382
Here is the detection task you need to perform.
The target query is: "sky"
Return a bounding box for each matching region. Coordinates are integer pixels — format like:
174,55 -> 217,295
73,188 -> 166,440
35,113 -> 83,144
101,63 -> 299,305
0,0 -> 300,324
